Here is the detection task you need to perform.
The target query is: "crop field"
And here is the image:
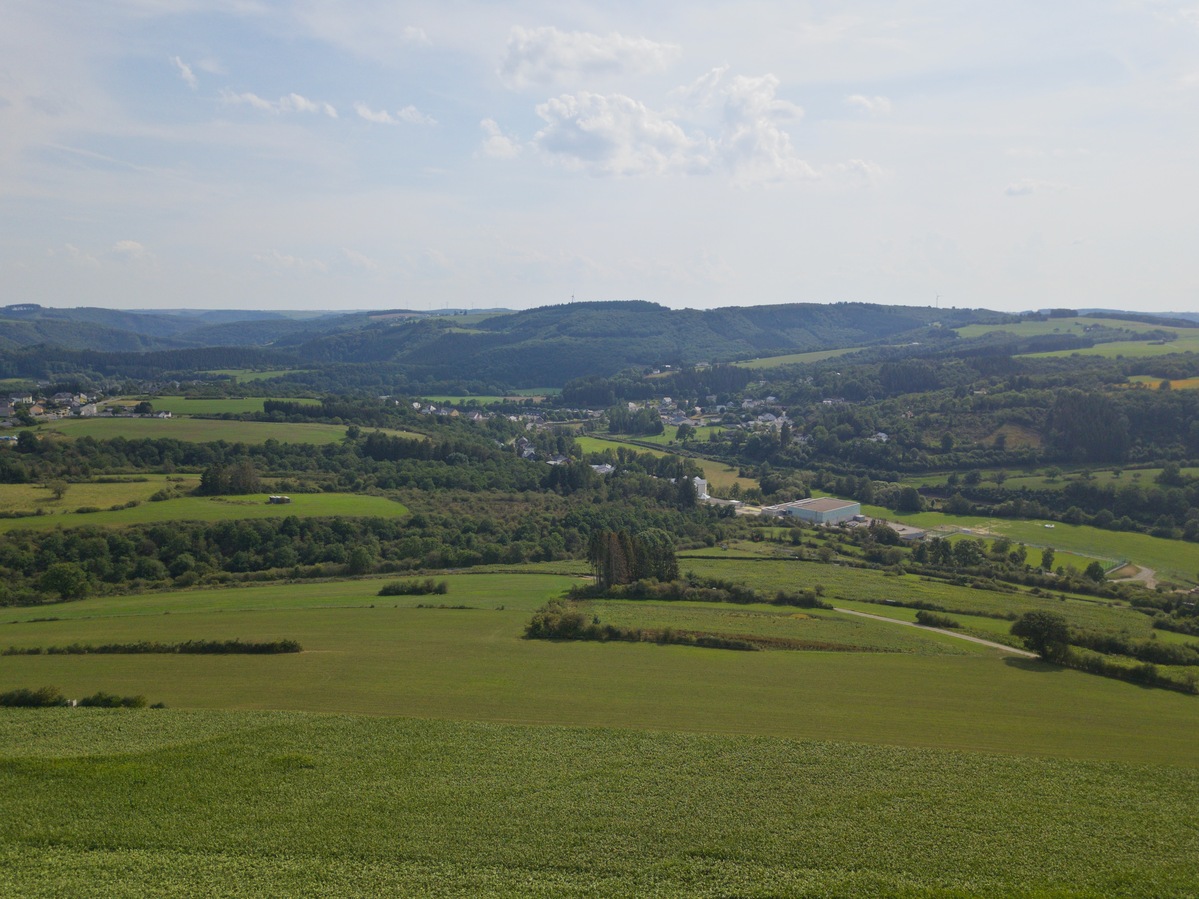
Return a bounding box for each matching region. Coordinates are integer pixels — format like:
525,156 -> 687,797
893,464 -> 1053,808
1127,375 -> 1199,389
2,568 -> 1197,764
0,475 -> 199,515
33,418 -> 363,445
3,711 -> 1198,897
735,346 -> 862,368
109,396 -> 319,415
0,492 -> 408,532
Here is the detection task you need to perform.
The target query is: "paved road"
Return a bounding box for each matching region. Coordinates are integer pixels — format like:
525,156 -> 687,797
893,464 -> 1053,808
833,607 -> 1039,658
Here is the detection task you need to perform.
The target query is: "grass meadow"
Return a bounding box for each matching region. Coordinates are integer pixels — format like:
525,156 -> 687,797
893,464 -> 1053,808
1020,335 -> 1199,359
109,396 -> 320,415
4,566 -> 1199,895
203,368 -> 311,381
34,417 -> 359,444
0,491 -> 408,532
954,316 -> 1192,340
2,569 -> 1196,765
857,504 -> 1199,582
735,346 -> 862,368
2,711 -> 1197,897
576,434 -> 757,492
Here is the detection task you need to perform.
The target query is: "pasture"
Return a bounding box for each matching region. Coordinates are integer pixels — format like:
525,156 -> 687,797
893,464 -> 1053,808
577,434 -> 757,491
2,711 -> 1197,897
0,475 -> 199,516
203,368 -> 311,382
735,347 -> 862,368
33,418 -> 360,445
1,569 -> 1196,764
955,316 -> 1192,340
858,504 -> 1199,582
0,492 -> 408,532
1020,335 -> 1199,359
109,396 -> 319,415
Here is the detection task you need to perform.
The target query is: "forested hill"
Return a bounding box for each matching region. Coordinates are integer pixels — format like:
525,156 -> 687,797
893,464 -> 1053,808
294,302 -> 991,385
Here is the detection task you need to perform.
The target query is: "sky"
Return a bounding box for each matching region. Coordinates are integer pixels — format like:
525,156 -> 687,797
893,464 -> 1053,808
2,1 -> 1198,314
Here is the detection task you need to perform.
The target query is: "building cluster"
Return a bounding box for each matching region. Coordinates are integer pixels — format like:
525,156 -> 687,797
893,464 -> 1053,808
1,392 -> 100,427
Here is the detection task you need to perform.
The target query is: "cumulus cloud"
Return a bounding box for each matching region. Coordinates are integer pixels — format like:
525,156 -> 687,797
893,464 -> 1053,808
533,91 -> 711,176
479,118 -> 522,158
354,102 -> 435,125
846,93 -> 892,115
501,26 -> 681,88
528,68 -> 871,185
253,250 -> 329,273
171,56 -> 197,90
222,90 -> 337,118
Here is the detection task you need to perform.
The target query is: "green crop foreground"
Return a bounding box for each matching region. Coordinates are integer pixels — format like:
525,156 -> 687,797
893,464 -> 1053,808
1,710 -> 1197,897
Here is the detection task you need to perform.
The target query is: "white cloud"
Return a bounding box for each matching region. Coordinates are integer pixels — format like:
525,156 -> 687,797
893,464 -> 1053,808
501,26 -> 681,88
533,91 -> 711,176
343,248 -> 378,270
171,56 -> 197,90
685,68 -> 816,184
355,102 -> 396,124
1004,178 -> 1069,197
221,90 -> 337,118
111,239 -> 150,260
354,102 -> 435,125
253,250 -> 329,273
396,105 -> 435,125
479,118 -> 521,158
846,93 -> 892,115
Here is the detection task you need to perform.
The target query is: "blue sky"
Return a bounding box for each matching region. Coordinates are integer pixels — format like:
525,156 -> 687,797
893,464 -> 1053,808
2,1 -> 1198,313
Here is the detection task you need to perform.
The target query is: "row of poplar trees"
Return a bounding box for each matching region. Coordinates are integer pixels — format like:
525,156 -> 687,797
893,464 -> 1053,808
588,528 -> 679,588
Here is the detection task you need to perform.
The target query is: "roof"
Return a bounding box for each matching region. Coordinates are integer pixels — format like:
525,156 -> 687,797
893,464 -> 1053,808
776,497 -> 859,513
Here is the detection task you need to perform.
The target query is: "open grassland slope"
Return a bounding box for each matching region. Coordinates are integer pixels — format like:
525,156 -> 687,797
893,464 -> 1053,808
1,711 -> 1197,897
2,571 -> 1196,765
0,492 -> 408,532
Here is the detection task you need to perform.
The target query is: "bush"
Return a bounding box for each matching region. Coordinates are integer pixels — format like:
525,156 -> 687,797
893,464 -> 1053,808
915,610 -> 961,629
0,686 -> 68,707
78,691 -> 148,708
378,578 -> 449,597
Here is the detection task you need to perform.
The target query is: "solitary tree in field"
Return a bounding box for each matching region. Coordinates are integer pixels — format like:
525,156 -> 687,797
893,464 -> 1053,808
1040,547 -> 1055,571
1011,611 -> 1071,661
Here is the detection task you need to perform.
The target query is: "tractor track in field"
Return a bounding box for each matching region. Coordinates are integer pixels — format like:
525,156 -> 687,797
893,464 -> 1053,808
833,607 -> 1038,658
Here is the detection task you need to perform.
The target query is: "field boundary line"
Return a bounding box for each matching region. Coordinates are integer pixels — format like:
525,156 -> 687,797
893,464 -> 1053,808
833,607 -> 1038,657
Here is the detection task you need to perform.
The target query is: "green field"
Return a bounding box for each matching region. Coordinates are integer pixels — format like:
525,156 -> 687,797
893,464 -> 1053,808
955,316 -> 1192,340
0,492 -> 408,532
31,418 -> 369,445
1021,336 -> 1199,359
0,475 -> 199,515
2,569 -> 1196,764
858,504 -> 1199,582
735,347 -> 862,368
577,434 -> 757,491
3,711 -> 1198,897
204,369 -> 311,382
110,396 -> 319,415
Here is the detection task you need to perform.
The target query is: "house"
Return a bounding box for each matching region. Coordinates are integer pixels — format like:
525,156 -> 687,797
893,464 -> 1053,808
761,497 -> 861,525
692,477 -> 708,499
267,495 -> 292,504
590,463 -> 615,476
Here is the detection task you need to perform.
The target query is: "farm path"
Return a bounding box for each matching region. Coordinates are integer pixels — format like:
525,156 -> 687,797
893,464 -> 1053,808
1112,565 -> 1157,588
833,607 -> 1038,658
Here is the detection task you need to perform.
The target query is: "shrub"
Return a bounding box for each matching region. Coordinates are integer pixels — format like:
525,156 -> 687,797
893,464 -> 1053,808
0,686 -> 68,707
915,610 -> 961,629
378,578 -> 449,596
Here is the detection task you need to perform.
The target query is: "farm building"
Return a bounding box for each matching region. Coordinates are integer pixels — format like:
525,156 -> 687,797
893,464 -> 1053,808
763,497 -> 860,525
